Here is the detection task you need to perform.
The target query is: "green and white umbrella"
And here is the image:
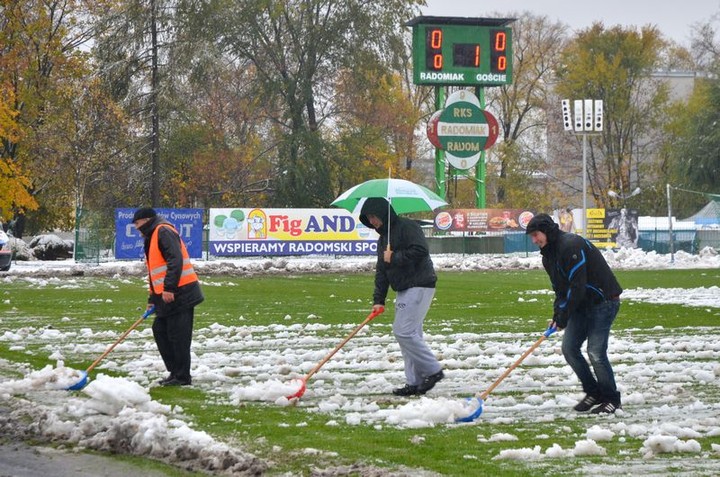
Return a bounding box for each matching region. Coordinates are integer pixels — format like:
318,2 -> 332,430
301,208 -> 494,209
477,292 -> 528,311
331,178 -> 448,215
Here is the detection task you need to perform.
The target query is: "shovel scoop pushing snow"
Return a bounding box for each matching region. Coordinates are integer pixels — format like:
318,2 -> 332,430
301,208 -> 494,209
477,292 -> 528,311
66,306 -> 155,391
286,307 -> 384,401
456,325 -> 557,422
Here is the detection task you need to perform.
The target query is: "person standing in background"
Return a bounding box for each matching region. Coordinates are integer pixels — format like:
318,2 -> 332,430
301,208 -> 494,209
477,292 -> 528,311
133,207 -> 204,386
559,208 -> 575,233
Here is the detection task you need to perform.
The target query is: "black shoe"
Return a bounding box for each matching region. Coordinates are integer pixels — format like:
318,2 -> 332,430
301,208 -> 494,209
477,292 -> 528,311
591,402 -> 621,414
573,394 -> 600,412
158,375 -> 174,385
161,377 -> 192,387
392,384 -> 419,396
416,370 -> 444,394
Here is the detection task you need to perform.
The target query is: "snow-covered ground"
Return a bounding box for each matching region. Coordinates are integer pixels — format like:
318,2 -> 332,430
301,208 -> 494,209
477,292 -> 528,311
1,248 -> 719,475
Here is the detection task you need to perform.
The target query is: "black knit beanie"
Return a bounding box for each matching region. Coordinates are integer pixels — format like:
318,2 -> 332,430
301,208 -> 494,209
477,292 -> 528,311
132,207 -> 157,222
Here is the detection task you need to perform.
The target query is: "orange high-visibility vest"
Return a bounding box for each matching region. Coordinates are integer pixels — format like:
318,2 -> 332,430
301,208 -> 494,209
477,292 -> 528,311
147,224 -> 198,294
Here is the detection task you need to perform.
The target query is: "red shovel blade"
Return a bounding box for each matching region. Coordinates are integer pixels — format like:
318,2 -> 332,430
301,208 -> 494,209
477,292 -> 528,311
286,378 -> 307,401
284,308 -> 383,402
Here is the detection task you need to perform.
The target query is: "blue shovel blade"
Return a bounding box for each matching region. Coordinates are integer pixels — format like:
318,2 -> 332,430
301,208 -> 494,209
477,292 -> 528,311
66,371 -> 88,391
456,397 -> 484,423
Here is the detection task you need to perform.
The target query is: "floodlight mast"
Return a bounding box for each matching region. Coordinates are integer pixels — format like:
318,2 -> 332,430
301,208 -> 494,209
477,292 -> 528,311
561,99 -> 603,238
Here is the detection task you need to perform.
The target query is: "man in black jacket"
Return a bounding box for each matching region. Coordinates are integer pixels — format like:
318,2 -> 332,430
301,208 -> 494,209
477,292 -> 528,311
359,198 -> 444,396
133,207 -> 204,386
526,213 -> 623,414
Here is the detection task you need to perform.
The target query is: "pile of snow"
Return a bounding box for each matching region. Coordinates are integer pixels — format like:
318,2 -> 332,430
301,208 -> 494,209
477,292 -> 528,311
0,368 -> 266,474
493,439 -> 607,460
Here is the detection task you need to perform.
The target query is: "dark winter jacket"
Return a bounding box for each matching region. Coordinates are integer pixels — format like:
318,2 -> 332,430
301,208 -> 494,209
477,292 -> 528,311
529,214 -> 622,328
138,216 -> 204,317
359,197 -> 436,306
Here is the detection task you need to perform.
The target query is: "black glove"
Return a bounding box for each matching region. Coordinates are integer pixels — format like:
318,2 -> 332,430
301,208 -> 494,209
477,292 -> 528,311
553,309 -> 569,329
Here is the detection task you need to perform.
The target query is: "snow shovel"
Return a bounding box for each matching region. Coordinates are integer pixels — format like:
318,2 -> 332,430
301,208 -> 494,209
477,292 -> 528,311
66,306 -> 155,391
286,306 -> 384,401
456,325 -> 557,422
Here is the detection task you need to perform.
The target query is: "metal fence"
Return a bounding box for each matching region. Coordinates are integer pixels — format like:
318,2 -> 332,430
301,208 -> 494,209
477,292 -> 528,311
424,228 -> 720,256
424,231 -> 534,255
638,229 -> 720,254
72,208 -> 719,262
74,208 -> 116,264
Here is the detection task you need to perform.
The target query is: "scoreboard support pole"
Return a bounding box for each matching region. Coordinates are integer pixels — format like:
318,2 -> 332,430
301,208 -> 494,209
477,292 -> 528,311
434,85 -> 489,207
434,85 -> 446,199
475,85 -> 486,208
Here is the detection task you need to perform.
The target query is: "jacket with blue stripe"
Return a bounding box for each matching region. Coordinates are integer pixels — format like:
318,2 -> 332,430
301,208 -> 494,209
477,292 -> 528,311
540,230 -> 622,328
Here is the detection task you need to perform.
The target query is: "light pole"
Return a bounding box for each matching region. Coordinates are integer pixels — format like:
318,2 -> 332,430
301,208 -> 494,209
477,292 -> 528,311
608,187 -> 641,207
561,99 -> 603,238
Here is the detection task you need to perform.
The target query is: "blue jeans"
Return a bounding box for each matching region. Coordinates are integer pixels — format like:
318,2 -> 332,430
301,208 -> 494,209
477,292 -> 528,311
561,300 -> 621,405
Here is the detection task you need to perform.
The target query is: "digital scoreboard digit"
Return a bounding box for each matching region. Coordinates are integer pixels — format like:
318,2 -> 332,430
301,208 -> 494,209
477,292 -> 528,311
407,16 -> 514,86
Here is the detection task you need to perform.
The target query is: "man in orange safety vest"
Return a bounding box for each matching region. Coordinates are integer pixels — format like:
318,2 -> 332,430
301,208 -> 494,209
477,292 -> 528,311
133,207 -> 204,386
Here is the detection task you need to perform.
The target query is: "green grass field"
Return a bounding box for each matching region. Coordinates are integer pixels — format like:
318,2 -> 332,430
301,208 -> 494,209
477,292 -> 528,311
1,267 -> 719,476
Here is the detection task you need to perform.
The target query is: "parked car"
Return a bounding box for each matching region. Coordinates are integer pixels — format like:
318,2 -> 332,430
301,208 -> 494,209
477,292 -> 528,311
0,229 -> 11,271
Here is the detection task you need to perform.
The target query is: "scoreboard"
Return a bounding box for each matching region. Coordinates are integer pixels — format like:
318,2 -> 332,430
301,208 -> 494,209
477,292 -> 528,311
407,16 -> 514,86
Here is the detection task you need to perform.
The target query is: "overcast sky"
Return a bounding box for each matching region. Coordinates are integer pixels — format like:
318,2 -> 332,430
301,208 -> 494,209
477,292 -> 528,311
420,0 -> 720,46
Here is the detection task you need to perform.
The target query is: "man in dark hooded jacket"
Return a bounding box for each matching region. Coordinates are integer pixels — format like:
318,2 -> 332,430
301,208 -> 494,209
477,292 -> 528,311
526,213 -> 623,414
359,197 -> 444,396
133,207 -> 204,386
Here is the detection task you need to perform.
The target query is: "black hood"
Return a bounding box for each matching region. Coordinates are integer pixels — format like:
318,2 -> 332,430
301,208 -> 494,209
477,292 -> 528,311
138,215 -> 169,238
525,213 -> 560,242
359,198 -> 398,235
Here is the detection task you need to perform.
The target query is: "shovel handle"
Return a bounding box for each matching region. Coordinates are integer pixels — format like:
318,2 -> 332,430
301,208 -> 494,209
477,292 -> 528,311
303,307 -> 384,382
478,326 -> 556,401
84,307 -> 155,374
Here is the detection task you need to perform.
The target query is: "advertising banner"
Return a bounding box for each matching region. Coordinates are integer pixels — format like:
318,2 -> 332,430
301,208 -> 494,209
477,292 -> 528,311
604,208 -> 639,249
208,208 -> 378,257
585,208 -> 610,247
433,208 -> 534,232
115,208 -> 204,260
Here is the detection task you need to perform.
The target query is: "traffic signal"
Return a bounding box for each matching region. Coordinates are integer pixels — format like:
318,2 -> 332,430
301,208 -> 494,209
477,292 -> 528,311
561,99 -> 573,131
584,99 -> 593,131
563,98 -> 604,132
573,100 -> 584,131
594,100 -> 604,132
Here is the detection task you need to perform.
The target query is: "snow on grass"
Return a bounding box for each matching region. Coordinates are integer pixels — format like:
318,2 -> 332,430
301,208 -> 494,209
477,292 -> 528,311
1,249 -> 720,475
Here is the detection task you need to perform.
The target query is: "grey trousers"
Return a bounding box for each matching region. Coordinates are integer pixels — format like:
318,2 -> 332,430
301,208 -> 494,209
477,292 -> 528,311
393,287 -> 442,386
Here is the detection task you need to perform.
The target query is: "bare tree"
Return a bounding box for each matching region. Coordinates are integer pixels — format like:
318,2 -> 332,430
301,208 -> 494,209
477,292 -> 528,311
485,12 -> 568,207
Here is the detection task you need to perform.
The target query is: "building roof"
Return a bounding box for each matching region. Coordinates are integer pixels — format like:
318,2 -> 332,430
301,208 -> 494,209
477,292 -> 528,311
683,200 -> 720,225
